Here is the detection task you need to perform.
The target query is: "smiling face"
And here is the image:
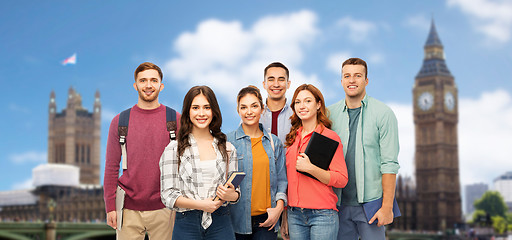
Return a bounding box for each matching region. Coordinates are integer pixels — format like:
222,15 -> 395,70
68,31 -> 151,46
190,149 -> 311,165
133,69 -> 164,103
189,94 -> 212,131
238,93 -> 263,127
341,64 -> 368,101
294,90 -> 321,122
263,67 -> 290,101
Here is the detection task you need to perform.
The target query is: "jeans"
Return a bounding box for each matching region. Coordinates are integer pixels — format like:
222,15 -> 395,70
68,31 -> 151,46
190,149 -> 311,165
337,205 -> 385,240
235,213 -> 278,240
287,207 -> 339,240
172,206 -> 235,240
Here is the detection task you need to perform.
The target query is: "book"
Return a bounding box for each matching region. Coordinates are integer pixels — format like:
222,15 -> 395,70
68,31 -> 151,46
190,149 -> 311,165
362,198 -> 401,225
115,186 -> 125,230
213,171 -> 246,201
298,131 -> 339,181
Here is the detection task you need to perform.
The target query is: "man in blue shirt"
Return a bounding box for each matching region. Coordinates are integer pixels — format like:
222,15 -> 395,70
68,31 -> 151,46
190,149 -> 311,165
328,58 -> 400,240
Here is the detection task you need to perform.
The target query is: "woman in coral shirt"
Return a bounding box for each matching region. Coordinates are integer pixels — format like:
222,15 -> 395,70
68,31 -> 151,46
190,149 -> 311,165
284,84 -> 348,240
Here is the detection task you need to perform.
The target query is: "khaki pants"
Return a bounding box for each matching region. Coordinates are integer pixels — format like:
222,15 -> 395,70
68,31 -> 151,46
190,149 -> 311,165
116,208 -> 175,240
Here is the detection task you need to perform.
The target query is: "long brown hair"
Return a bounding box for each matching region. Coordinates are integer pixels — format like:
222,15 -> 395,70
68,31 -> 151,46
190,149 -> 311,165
285,84 -> 332,147
177,86 -> 228,160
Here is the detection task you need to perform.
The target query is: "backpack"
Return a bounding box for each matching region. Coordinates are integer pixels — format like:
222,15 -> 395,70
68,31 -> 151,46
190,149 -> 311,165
118,106 -> 177,170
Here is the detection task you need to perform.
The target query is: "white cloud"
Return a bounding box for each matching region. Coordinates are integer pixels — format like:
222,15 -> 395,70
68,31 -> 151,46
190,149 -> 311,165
367,53 -> 385,65
447,0 -> 512,43
8,103 -> 30,114
101,108 -> 117,123
335,16 -> 377,43
9,151 -> 47,164
458,89 -> 512,185
404,14 -> 430,32
387,103 -> 415,180
388,89 -> 512,187
326,51 -> 351,74
165,10 -> 319,102
11,178 -> 33,190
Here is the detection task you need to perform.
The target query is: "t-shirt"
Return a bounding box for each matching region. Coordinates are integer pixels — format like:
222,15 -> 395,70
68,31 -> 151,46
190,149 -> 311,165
250,136 -> 271,216
341,107 -> 361,206
271,109 -> 282,136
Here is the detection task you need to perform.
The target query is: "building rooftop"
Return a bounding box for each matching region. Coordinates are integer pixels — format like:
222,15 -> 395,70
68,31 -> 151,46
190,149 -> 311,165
0,189 -> 37,206
494,171 -> 512,182
33,164 -> 80,187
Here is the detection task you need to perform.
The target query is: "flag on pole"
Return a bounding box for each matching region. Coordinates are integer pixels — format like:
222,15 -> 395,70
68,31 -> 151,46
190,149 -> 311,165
61,53 -> 77,65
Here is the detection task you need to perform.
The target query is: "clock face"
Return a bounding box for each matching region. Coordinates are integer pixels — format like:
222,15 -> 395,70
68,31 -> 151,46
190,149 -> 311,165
418,92 -> 434,111
445,92 -> 455,111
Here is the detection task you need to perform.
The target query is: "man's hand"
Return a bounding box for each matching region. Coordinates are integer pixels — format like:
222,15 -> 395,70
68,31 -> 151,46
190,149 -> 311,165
106,211 -> 117,229
368,207 -> 394,227
200,198 -> 223,213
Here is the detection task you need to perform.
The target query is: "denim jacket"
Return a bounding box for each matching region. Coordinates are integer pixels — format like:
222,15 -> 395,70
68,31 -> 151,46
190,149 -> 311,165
227,123 -> 288,234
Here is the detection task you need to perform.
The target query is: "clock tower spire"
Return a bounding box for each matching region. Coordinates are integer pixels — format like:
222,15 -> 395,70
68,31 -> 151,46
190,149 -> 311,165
413,19 -> 461,231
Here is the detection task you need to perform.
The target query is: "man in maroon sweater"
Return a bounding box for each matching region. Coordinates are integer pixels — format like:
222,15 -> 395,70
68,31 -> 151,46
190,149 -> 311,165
103,62 -> 180,239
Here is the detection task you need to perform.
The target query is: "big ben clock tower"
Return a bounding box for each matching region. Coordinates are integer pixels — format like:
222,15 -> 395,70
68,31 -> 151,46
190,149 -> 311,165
413,20 -> 461,231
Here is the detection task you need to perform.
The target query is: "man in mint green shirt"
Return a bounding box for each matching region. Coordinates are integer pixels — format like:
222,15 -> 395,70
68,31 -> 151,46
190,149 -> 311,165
328,58 -> 399,240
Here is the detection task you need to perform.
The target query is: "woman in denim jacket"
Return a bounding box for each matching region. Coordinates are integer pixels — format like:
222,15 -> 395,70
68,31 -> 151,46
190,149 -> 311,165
227,85 -> 288,240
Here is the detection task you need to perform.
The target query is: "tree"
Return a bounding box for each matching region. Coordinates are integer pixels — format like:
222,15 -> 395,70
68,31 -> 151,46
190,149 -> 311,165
507,213 -> 512,232
492,216 -> 507,234
471,209 -> 489,226
474,191 -> 508,217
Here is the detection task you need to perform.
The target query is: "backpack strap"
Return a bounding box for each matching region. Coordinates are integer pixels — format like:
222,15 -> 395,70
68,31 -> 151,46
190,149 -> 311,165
118,108 -> 131,170
165,106 -> 177,141
118,106 -> 177,171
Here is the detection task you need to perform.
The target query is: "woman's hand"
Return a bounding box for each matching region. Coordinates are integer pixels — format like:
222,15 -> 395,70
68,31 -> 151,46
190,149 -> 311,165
296,153 -> 313,173
216,182 -> 239,202
260,200 -> 285,230
199,198 -> 223,213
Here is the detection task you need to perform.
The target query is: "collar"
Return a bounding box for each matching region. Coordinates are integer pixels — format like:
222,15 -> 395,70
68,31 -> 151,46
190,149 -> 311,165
234,123 -> 271,141
296,124 -> 325,139
264,99 -> 290,113
188,133 -> 219,145
342,94 -> 368,112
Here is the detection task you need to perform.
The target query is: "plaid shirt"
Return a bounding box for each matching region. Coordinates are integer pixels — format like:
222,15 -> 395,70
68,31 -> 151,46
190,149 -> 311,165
160,134 -> 238,229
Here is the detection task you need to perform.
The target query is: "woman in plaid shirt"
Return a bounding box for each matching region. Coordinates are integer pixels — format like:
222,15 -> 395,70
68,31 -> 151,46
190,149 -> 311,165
160,86 -> 239,240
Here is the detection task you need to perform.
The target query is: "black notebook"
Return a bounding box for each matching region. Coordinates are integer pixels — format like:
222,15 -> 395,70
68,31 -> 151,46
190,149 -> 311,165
298,131 -> 339,181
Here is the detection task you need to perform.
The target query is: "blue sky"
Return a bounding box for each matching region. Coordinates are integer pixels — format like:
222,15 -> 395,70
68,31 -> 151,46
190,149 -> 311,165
1,0 -> 512,201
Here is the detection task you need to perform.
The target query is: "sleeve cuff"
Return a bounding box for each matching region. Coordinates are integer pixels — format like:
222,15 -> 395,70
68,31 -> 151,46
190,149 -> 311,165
276,192 -> 288,206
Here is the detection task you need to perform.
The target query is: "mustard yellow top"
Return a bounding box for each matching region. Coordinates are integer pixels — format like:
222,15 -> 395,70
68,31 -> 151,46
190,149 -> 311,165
251,136 -> 271,216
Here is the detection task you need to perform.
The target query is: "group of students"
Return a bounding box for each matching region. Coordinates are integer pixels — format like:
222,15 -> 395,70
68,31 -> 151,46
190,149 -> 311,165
103,59 -> 400,240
